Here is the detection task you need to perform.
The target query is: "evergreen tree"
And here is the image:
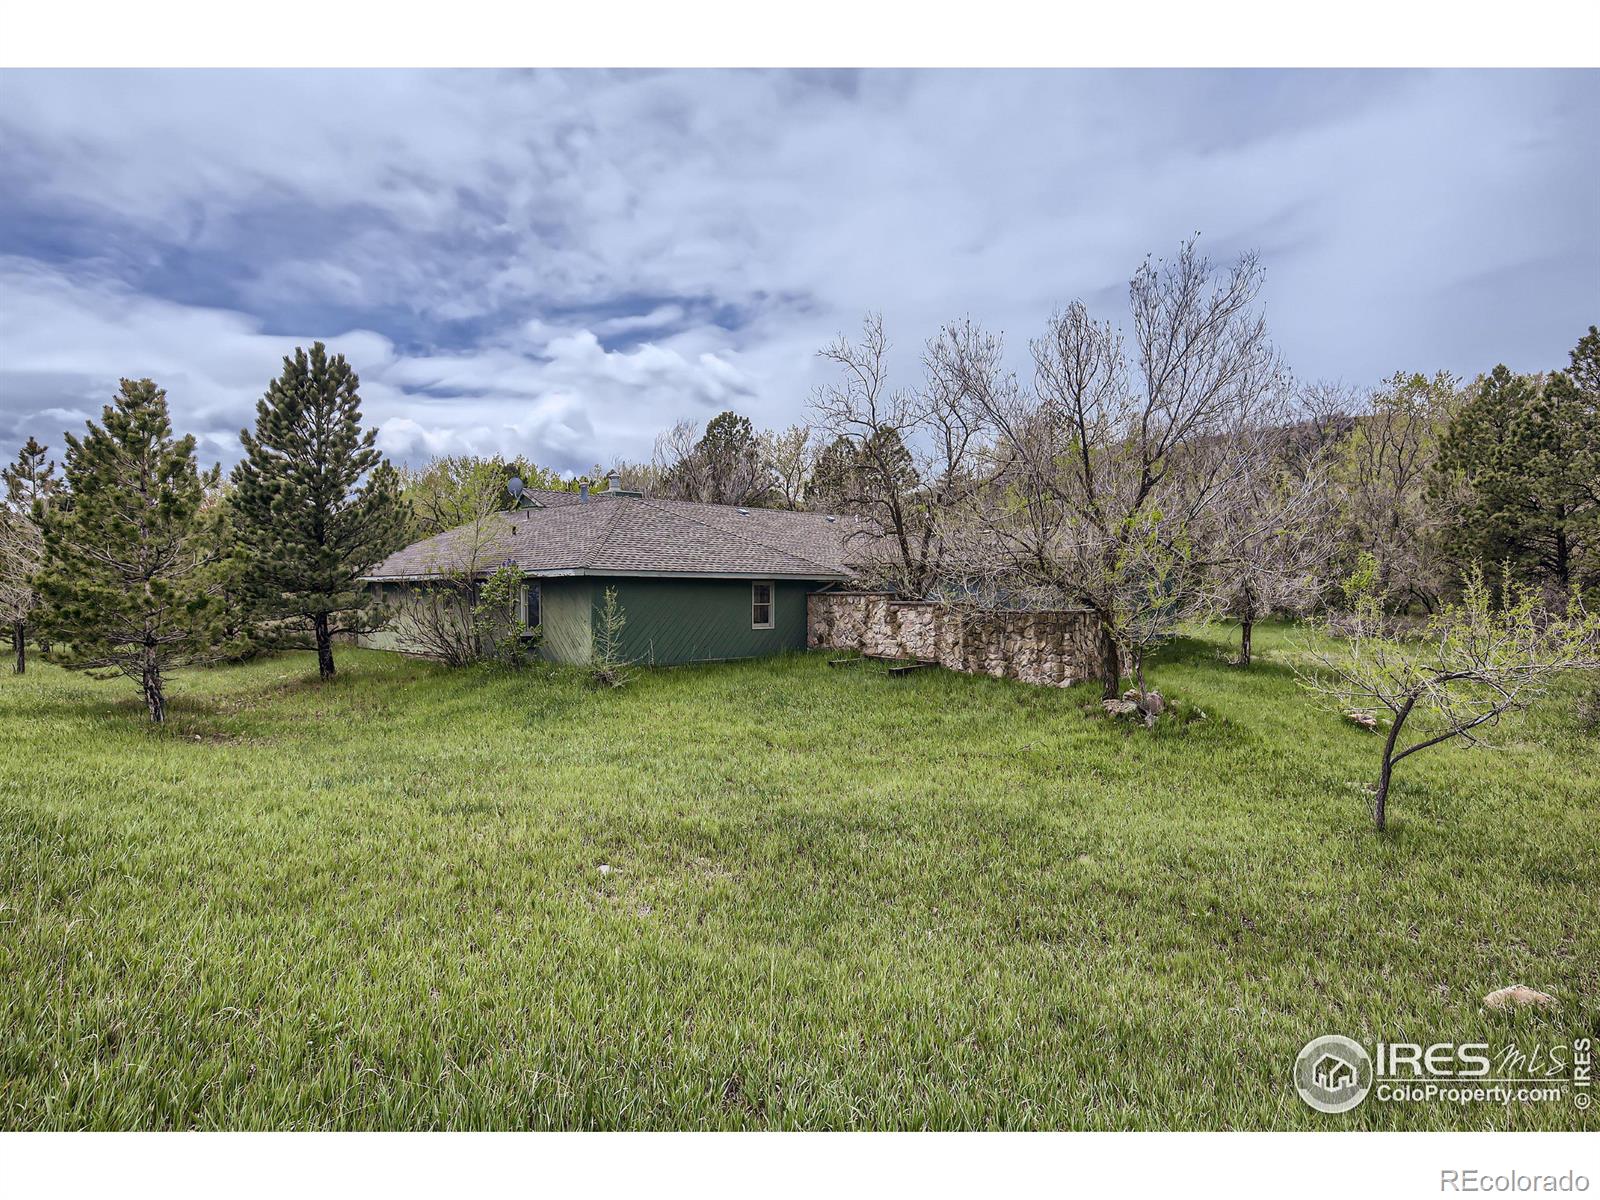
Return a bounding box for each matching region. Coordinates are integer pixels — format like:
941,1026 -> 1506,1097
858,425 -> 919,504
1545,326 -> 1600,593
33,380 -> 230,721
196,470 -> 257,660
1436,354 -> 1597,601
0,437 -> 62,673
806,434 -> 856,511
3,437 -> 62,509
231,342 -> 407,679
661,411 -> 774,506
803,428 -> 918,515
696,411 -> 763,504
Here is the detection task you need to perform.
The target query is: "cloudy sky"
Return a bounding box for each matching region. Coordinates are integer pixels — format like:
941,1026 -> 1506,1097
0,69 -> 1595,473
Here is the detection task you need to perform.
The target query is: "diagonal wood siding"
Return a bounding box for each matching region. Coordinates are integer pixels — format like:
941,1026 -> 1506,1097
595,577 -> 827,665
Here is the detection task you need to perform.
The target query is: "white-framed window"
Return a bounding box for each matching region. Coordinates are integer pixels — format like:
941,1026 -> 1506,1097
752,581 -> 774,629
516,581 -> 541,630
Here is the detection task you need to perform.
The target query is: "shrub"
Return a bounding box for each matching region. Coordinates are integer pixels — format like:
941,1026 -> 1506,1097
589,586 -> 634,688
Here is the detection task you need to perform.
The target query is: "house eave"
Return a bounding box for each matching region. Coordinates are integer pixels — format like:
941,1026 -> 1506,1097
362,567 -> 852,584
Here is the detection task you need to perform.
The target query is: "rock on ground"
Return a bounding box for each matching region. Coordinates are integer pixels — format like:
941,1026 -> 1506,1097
1482,984 -> 1557,1011
1125,689 -> 1164,716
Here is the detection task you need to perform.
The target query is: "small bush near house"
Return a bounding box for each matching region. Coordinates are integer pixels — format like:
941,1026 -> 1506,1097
474,564 -> 535,667
588,585 -> 634,688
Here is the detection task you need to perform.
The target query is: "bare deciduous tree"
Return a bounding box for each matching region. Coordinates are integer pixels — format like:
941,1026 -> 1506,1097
387,468 -> 523,666
1291,381 -> 1360,468
1298,565 -> 1600,830
651,419 -> 701,494
1,437 -> 62,673
655,411 -> 774,506
759,423 -> 816,511
0,505 -> 43,673
607,458 -> 662,495
1202,450 -> 1336,667
1336,370 -> 1462,612
951,240 -> 1292,697
810,313 -> 988,593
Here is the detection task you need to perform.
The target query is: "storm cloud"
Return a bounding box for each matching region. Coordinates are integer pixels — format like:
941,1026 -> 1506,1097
1,68 -> 1595,471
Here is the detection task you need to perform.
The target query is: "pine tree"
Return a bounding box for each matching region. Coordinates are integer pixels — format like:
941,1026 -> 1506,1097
1544,326 -> 1600,593
196,469 -> 256,660
230,342 -> 407,679
660,410 -> 773,505
33,380 -> 230,721
0,437 -> 63,673
3,437 -> 62,509
697,411 -> 770,505
806,435 -> 857,511
1436,355 -> 1597,602
858,425 -> 919,503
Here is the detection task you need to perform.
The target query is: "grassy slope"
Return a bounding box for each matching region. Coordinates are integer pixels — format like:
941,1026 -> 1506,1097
1,624 -> 1595,1130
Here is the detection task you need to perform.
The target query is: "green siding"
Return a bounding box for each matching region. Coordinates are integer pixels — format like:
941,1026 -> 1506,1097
361,575 -> 830,667
537,578 -> 594,665
356,583 -> 468,654
590,577 -> 825,666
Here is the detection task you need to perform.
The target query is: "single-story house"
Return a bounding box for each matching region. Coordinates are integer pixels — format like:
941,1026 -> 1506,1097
360,488 -> 860,665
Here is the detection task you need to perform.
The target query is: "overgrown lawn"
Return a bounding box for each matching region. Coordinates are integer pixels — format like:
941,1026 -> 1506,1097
2,624 -> 1595,1129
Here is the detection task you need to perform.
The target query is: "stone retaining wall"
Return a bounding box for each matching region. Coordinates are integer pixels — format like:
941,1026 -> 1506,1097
807,591 -> 1107,688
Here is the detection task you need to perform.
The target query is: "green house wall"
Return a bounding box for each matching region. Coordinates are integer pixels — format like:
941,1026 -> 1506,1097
571,576 -> 827,666
364,575 -> 832,667
536,577 -> 594,665
357,583 -> 430,653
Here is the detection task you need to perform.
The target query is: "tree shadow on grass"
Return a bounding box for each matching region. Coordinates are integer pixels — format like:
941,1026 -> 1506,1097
1149,633 -> 1306,685
2,694 -> 254,749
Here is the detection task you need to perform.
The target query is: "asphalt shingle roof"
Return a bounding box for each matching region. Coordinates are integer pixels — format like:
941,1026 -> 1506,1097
363,490 -> 863,581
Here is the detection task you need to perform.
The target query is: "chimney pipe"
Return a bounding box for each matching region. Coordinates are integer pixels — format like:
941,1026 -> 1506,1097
579,481 -> 590,502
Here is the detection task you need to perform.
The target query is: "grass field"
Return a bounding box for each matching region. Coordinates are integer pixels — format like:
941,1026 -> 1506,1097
2,623 -> 1596,1130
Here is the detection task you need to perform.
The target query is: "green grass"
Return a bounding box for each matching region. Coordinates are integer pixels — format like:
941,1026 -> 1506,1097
2,623 -> 1596,1130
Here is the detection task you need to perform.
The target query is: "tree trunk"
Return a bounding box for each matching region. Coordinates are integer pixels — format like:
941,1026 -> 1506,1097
1134,653 -> 1158,729
11,621 -> 23,675
1373,696 -> 1416,831
1239,617 -> 1253,668
142,654 -> 165,724
1552,518 -> 1570,612
1097,618 -> 1120,699
314,613 -> 335,680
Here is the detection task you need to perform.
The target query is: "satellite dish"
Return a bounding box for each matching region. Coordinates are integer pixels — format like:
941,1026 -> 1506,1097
507,476 -> 524,500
